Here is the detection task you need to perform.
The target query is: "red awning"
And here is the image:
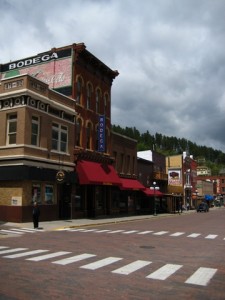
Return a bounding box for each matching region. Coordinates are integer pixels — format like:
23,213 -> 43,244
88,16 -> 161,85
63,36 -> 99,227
120,178 -> 145,190
143,188 -> 163,196
77,160 -> 121,186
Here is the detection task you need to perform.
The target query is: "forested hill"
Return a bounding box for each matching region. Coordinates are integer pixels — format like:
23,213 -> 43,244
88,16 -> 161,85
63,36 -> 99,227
112,125 -> 225,166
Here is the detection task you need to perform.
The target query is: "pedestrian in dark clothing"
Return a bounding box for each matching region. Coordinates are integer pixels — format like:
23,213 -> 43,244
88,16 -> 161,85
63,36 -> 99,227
32,202 -> 40,229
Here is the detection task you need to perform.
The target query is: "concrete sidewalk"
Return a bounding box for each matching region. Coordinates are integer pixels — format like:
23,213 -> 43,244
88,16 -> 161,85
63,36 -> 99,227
2,211 -> 195,231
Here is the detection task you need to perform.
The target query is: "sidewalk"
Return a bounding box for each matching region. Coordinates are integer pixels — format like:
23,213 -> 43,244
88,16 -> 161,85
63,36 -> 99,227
2,210 -> 196,231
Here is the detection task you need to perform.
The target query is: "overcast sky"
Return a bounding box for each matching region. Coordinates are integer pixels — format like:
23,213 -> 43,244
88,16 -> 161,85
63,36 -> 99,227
1,0 -> 225,152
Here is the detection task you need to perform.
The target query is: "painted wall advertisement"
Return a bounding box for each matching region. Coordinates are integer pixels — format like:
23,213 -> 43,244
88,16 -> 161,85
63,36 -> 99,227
0,49 -> 72,90
168,169 -> 182,186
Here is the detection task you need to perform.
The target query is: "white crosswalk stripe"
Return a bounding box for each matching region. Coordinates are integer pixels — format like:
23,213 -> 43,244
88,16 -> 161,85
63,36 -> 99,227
137,231 -> 154,235
0,229 -> 24,235
185,267 -> 217,286
4,249 -> 49,258
80,257 -> 123,270
108,230 -> 125,234
95,229 -> 111,233
170,232 -> 185,237
0,246 -> 9,249
205,234 -> 218,239
122,230 -> 139,234
52,253 -> 96,265
27,251 -> 71,261
153,231 -> 169,235
112,260 -> 152,275
0,248 -> 27,255
146,264 -> 183,280
187,233 -> 201,238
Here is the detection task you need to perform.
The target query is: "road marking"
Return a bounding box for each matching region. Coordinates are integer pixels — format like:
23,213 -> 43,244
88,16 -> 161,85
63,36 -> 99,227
170,232 -> 185,237
0,229 -> 24,235
146,264 -> 183,280
185,267 -> 217,286
108,230 -> 125,234
187,233 -> 201,238
81,229 -> 98,232
10,228 -> 36,233
52,253 -> 96,265
4,249 -> 49,258
27,251 -> 71,261
205,234 -> 218,239
153,231 -> 169,235
68,228 -> 86,232
122,230 -> 139,234
0,246 -> 9,249
138,231 -> 154,235
80,257 -> 123,270
112,260 -> 152,275
0,248 -> 28,255
95,230 -> 111,233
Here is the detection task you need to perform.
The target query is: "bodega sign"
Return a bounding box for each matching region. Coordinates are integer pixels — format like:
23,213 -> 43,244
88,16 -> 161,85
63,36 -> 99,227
8,53 -> 58,70
1,48 -> 72,73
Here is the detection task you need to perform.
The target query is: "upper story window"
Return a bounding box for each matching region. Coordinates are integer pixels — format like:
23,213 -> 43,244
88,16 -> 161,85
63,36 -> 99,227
31,116 -> 40,146
76,77 -> 83,105
7,113 -> 17,145
86,83 -> 92,110
51,123 -> 68,152
96,89 -> 101,113
104,93 -> 108,116
76,118 -> 82,147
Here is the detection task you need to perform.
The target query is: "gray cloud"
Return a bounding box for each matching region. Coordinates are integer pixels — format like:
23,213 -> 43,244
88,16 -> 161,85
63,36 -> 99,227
1,0 -> 225,152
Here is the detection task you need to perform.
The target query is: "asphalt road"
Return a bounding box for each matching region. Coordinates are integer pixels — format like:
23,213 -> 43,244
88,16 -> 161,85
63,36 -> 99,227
0,208 -> 225,300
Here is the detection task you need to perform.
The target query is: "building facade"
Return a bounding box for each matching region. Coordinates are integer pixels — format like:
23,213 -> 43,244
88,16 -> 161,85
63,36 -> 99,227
0,74 -> 76,222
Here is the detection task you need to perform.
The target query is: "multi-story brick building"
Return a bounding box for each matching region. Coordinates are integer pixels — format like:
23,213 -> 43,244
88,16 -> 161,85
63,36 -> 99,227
0,43 -> 141,221
0,74 -> 76,222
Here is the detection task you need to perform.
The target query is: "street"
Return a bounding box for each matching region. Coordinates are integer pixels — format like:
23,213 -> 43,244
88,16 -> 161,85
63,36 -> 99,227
0,208 -> 225,300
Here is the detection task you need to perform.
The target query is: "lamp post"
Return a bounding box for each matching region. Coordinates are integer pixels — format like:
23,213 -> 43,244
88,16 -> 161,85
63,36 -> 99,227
150,181 -> 159,216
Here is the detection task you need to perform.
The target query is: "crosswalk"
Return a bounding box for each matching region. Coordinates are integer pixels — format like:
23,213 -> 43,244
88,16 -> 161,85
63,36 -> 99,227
0,227 -> 45,236
58,227 -> 224,241
1,226 -> 225,241
0,245 -> 217,286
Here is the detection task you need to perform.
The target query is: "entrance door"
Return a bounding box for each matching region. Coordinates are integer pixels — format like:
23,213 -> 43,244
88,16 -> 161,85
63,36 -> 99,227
58,183 -> 72,219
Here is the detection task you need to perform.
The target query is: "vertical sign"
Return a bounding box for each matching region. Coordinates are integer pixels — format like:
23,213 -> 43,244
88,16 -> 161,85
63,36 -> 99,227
98,115 -> 105,152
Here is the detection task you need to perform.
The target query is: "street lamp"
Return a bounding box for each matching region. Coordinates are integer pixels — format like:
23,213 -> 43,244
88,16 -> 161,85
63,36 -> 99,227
150,181 -> 160,216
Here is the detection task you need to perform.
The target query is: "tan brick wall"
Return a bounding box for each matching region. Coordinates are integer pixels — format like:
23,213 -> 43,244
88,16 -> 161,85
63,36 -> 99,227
0,181 -> 23,205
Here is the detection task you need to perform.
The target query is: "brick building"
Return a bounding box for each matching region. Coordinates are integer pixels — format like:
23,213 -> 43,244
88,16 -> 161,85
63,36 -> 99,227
0,43 -> 141,221
0,74 -> 76,222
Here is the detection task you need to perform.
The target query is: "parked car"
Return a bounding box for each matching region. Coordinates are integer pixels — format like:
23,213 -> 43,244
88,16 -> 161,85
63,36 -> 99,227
197,202 -> 209,212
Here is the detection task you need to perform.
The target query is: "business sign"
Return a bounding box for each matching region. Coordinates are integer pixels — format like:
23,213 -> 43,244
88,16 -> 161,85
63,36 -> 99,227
98,115 -> 105,152
0,49 -> 72,90
168,169 -> 182,186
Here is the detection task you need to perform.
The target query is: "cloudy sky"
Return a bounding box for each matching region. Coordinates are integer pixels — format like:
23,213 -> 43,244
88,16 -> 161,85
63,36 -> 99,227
1,0 -> 225,152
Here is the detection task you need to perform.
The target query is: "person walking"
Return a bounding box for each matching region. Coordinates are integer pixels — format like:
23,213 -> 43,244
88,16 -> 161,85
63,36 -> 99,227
32,202 -> 40,229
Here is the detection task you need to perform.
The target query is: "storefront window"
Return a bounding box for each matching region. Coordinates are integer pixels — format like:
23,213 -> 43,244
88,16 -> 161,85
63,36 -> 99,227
45,185 -> 54,204
32,184 -> 41,203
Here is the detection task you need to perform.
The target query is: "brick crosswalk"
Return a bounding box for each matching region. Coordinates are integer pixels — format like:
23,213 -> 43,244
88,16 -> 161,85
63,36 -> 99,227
0,245 -> 218,287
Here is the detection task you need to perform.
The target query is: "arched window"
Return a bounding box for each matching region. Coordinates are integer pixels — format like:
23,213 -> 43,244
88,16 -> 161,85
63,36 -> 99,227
104,93 -> 108,116
86,122 -> 92,149
76,118 -> 82,147
76,77 -> 83,105
96,88 -> 101,113
86,83 -> 92,110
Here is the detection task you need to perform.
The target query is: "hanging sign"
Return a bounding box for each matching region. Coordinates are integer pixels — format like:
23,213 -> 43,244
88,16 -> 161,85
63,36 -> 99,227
98,115 -> 105,152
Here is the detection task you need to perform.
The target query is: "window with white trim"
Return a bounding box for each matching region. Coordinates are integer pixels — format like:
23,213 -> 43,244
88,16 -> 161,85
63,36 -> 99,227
51,123 -> 68,152
7,114 -> 17,144
31,116 -> 40,146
